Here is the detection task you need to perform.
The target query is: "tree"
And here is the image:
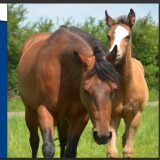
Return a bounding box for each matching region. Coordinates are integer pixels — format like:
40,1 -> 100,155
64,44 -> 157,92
8,4 -> 28,93
132,12 -> 158,89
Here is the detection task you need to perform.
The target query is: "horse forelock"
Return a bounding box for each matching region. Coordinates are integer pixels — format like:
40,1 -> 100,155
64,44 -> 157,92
115,15 -> 127,25
88,53 -> 119,85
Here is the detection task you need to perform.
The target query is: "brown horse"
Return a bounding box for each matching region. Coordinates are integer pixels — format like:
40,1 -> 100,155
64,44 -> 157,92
56,26 -> 118,158
105,9 -> 149,158
18,27 -> 119,158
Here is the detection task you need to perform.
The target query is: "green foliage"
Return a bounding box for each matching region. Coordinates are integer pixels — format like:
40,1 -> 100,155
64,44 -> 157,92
8,4 -> 27,91
79,17 -> 109,50
8,4 -> 158,97
31,17 -> 54,32
8,95 -> 24,112
132,12 -> 158,89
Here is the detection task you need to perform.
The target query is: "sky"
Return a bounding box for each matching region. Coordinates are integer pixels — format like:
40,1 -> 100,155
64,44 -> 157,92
20,3 -> 159,28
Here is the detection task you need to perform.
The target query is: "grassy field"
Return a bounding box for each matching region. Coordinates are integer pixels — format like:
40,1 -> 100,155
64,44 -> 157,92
148,88 -> 159,102
8,105 -> 158,158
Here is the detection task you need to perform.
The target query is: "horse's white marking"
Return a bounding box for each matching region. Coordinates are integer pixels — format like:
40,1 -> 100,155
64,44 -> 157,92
109,26 -> 129,58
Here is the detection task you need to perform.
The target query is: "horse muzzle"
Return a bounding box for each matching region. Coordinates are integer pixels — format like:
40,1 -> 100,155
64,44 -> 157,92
93,129 -> 112,145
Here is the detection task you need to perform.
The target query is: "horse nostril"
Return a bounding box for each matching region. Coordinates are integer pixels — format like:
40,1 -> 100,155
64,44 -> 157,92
93,130 -> 99,139
107,131 -> 112,139
93,129 -> 112,144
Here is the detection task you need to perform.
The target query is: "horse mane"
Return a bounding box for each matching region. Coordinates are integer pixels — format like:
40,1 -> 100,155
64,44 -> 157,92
61,26 -> 108,56
114,15 -> 128,24
90,53 -> 119,85
60,26 -> 119,84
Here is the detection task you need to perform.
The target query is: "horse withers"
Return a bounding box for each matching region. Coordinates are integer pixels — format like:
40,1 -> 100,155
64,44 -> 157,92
105,9 -> 149,158
18,27 -> 119,158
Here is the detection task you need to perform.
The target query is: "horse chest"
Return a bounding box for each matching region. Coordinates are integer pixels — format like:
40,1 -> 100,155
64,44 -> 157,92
112,88 -> 142,116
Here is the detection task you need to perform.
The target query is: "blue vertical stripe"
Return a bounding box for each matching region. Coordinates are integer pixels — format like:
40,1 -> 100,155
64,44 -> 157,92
0,21 -> 7,158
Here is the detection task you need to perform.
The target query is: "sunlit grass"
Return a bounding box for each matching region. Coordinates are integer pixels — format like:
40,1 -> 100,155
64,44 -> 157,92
8,96 -> 24,112
148,88 -> 158,102
8,105 -> 158,158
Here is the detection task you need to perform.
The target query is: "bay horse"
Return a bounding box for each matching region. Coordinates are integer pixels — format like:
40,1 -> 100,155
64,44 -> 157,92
105,9 -> 149,158
57,26 -> 117,157
18,27 -> 119,158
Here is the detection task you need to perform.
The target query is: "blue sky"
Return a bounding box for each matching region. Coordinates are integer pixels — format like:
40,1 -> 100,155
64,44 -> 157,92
21,3 -> 159,28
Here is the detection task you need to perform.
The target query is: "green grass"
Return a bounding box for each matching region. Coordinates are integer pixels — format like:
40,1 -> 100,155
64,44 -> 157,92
8,105 -> 158,158
148,88 -> 158,102
8,116 -> 59,158
8,96 -> 24,112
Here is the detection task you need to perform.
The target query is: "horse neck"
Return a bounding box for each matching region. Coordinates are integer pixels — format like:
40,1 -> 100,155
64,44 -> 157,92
117,41 -> 133,84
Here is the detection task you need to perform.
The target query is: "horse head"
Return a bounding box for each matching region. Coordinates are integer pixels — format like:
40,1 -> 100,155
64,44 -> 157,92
74,50 -> 119,144
105,9 -> 135,64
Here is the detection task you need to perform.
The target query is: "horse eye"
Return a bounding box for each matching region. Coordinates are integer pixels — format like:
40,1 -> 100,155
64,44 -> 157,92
125,35 -> 130,40
82,88 -> 89,95
110,89 -> 117,99
110,91 -> 115,99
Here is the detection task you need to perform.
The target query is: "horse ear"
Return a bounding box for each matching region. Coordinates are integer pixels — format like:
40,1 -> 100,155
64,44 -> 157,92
74,51 -> 81,63
106,45 -> 118,65
126,8 -> 135,28
73,51 -> 95,69
105,10 -> 115,27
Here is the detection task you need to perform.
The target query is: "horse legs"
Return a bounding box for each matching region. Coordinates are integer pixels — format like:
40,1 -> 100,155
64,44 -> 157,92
107,115 -> 121,158
57,118 -> 69,158
37,105 -> 55,158
64,112 -> 89,158
25,107 -> 39,158
122,111 -> 141,158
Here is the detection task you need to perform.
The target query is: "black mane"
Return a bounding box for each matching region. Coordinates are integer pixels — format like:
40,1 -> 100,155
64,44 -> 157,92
90,53 -> 119,84
61,26 -> 108,56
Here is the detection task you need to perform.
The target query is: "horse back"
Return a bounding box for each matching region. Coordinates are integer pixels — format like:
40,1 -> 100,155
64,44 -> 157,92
21,32 -> 52,58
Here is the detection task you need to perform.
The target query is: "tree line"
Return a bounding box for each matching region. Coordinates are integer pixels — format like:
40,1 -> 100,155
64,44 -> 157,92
8,4 -> 158,97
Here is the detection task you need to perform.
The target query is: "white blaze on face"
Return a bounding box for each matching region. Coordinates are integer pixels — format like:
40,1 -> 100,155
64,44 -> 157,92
109,26 -> 129,59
